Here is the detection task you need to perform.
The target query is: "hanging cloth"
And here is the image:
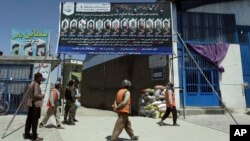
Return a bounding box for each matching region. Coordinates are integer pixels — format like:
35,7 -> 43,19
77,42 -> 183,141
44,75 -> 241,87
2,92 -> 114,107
188,43 -> 229,72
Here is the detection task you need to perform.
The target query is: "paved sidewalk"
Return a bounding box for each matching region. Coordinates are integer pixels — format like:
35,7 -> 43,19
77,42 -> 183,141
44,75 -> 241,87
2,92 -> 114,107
179,113 -> 250,133
0,107 -> 249,141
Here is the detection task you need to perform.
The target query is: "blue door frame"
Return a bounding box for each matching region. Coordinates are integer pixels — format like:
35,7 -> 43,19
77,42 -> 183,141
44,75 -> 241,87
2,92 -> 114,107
182,48 -> 220,107
238,26 -> 250,108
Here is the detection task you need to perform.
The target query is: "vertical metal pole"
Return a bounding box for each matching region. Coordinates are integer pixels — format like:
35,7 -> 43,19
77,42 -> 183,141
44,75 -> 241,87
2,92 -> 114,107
171,54 -> 174,83
102,54 -> 106,109
181,42 -> 186,119
62,54 -> 66,115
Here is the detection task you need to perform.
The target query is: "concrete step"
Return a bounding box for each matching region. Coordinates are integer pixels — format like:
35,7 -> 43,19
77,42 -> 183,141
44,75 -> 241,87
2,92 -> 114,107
179,107 -> 225,115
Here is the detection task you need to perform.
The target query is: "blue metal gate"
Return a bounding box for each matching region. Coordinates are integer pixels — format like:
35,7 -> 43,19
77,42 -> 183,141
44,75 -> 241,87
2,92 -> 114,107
183,48 -> 220,106
177,12 -> 237,107
0,64 -> 33,113
238,26 -> 250,108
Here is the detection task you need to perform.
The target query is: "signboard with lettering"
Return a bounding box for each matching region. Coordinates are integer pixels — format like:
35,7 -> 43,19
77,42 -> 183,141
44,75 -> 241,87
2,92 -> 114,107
11,29 -> 50,56
58,2 -> 172,55
152,67 -> 164,80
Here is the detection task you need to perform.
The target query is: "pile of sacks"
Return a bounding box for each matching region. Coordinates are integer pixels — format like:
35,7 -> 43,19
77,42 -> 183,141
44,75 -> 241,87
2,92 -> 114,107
138,85 -> 167,118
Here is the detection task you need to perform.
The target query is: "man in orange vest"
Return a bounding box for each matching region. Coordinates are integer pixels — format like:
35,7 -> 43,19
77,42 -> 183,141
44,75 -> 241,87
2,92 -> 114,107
110,79 -> 139,141
39,81 -> 64,129
157,82 -> 179,126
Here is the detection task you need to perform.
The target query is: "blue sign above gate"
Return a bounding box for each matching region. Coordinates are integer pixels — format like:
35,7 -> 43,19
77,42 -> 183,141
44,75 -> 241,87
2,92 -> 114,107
58,2 -> 172,55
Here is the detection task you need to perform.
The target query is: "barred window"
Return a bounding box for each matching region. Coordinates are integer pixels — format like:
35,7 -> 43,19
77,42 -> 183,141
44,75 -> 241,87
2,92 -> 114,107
180,12 -> 237,43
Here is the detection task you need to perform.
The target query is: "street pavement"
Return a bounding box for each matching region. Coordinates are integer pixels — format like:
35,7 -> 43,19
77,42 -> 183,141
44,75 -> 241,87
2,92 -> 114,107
0,107 -> 249,141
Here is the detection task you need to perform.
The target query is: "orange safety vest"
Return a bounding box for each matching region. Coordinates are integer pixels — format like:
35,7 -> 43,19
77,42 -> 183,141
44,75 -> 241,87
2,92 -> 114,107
114,88 -> 130,114
47,89 -> 57,108
165,90 -> 176,107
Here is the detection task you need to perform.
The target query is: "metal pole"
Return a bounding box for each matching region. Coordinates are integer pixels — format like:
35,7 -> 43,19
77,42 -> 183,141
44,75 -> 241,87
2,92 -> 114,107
170,54 -> 185,119
62,54 -> 66,116
102,54 -> 106,109
171,54 -> 174,83
177,32 -> 238,125
181,42 -> 186,119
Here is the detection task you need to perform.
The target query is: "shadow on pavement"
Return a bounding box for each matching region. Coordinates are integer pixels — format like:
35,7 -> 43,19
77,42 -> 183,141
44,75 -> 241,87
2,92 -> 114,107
44,124 -> 57,129
1,124 -> 24,139
105,135 -> 130,141
156,122 -> 172,126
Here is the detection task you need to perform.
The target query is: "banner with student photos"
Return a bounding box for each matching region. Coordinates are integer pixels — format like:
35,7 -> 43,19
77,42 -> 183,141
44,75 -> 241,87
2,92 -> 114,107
58,2 -> 172,55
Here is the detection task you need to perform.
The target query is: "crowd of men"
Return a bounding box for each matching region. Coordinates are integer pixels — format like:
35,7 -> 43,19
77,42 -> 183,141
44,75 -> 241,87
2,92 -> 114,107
23,72 -> 177,141
23,72 -> 81,141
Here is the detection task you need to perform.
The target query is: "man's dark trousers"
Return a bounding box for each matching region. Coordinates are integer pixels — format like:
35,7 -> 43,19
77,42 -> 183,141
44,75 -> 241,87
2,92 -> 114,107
24,103 -> 41,139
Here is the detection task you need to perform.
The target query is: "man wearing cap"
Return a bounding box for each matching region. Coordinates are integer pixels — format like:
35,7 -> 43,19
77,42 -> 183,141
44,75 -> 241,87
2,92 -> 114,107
110,79 -> 139,141
24,72 -> 45,141
157,82 -> 179,126
39,81 -> 64,129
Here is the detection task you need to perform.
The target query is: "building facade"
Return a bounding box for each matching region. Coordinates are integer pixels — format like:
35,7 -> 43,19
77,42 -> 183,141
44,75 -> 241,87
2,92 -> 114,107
82,0 -> 250,114
0,56 -> 59,113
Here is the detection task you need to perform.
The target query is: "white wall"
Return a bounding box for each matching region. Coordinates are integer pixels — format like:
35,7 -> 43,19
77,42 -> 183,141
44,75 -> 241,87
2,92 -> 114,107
188,0 -> 250,26
219,44 -> 246,112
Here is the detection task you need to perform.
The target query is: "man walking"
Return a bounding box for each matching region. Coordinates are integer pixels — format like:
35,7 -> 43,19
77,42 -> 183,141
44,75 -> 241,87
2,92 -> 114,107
24,72 -> 44,141
110,79 -> 139,141
157,82 -> 179,126
63,80 -> 76,125
39,81 -> 64,129
72,79 -> 81,122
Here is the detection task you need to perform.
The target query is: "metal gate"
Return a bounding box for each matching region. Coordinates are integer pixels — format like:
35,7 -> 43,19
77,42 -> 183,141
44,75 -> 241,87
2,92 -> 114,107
0,64 -> 33,113
238,26 -> 250,108
183,48 -> 220,106
177,12 -> 237,107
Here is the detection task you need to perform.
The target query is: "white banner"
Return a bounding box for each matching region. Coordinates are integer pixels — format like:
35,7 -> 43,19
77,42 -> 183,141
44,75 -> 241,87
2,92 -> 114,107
76,3 -> 111,12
